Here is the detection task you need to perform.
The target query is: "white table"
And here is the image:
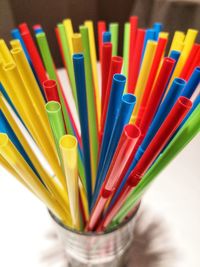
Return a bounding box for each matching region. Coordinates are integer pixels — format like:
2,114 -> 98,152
0,69 -> 199,267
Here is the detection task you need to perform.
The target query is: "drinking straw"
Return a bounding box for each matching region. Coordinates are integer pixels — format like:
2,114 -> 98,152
43,79 -> 60,102
169,31 -> 185,54
84,20 -> 101,130
0,133 -> 71,225
63,18 -> 74,56
97,21 -> 106,61
87,124 -> 141,231
131,40 -> 157,121
127,29 -> 146,94
11,28 -> 30,61
93,74 -> 126,206
103,32 -> 111,43
19,24 -> 48,87
73,53 -> 92,208
79,25 -> 99,189
127,16 -> 138,92
0,40 -> 13,65
57,23 -> 78,105
180,44 -> 200,80
184,47 -> 200,81
109,23 -> 119,56
0,94 -> 70,212
79,179 -> 89,221
101,56 -> 123,132
101,42 -> 112,117
141,29 -> 155,59
33,26 -> 43,34
96,94 -> 136,197
181,67 -> 200,98
159,32 -> 169,39
45,101 -> 66,161
99,96 -> 192,230
136,37 -> 168,126
113,104 -> 200,225
122,23 -> 130,80
60,135 -> 80,229
72,33 -> 83,53
153,22 -> 163,40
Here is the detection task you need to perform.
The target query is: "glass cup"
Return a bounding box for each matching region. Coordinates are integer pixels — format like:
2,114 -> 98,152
49,205 -> 139,267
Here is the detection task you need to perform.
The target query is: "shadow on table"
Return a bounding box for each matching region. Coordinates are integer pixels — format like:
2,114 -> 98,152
40,206 -> 179,267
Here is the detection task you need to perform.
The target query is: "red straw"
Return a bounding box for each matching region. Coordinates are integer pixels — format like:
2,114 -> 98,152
98,96 -> 192,231
33,24 -> 42,31
43,80 -> 60,102
101,42 -> 112,121
86,124 -> 140,231
97,21 -> 106,62
184,47 -> 200,81
179,44 -> 200,80
19,23 -> 48,86
136,37 -> 168,126
101,56 -> 123,133
127,16 -> 138,93
55,27 -> 66,70
127,28 -> 145,93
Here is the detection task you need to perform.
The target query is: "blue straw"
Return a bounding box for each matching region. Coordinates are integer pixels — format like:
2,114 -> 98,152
33,28 -> 43,34
11,28 -> 30,61
181,67 -> 200,98
92,74 -> 126,206
73,53 -> 92,208
103,31 -> 111,43
153,22 -> 163,40
142,29 -> 155,59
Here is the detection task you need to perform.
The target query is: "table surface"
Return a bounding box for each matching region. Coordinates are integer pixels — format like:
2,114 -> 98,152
0,69 -> 199,267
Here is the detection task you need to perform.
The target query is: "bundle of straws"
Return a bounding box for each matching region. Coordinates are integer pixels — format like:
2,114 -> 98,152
0,16 -> 199,232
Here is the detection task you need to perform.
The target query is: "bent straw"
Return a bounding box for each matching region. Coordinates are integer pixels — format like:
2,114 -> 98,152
11,28 -> 30,61
169,31 -> 185,54
97,21 -> 106,62
153,22 -> 163,40
43,79 -> 60,102
136,37 -> 168,126
84,20 -> 101,129
80,25 -> 99,189
60,135 -> 80,229
0,133 -> 71,225
45,101 -> 66,161
122,22 -> 130,81
109,23 -> 119,56
93,74 -> 126,206
131,40 -> 157,121
0,40 -> 13,64
63,18 -> 74,56
0,94 -> 70,212
73,53 -> 92,208
127,29 -> 146,95
142,29 -> 155,59
181,67 -> 200,98
87,124 -> 141,231
100,97 -> 192,230
113,104 -> 200,225
72,33 -> 83,53
127,16 -> 138,92
103,32 -> 111,43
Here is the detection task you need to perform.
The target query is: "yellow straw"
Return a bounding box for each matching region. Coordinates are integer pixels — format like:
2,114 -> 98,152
10,39 -> 21,49
0,39 -> 13,64
131,40 -> 157,122
60,135 -> 80,229
0,133 -> 71,225
169,31 -> 185,54
0,93 -> 70,212
79,179 -> 89,221
159,32 -> 169,39
63,18 -> 74,56
84,20 -> 101,129
72,33 -> 83,53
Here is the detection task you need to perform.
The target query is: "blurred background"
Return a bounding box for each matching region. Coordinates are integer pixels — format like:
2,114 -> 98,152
1,0 -> 200,67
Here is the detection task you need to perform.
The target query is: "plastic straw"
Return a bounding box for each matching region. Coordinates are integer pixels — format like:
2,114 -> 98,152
109,23 -> 119,56
43,79 -> 60,102
159,32 -> 169,39
97,21 -> 106,62
93,74 -> 126,206
100,96 -> 192,230
127,29 -> 146,94
136,37 -> 168,125
72,33 -> 83,53
63,18 -> 74,56
11,28 -> 30,61
60,135 -> 80,229
181,67 -> 200,98
127,16 -> 138,92
169,31 -> 185,54
45,101 -> 66,161
84,20 -> 101,131
153,23 -> 163,40
0,39 -> 13,64
113,104 -> 200,225
80,25 -> 99,190
122,22 -> 130,81
185,47 -> 200,81
142,29 -> 155,58
0,133 -> 71,225
131,40 -> 157,121
73,53 -> 92,208
103,32 -> 111,43
87,124 -> 140,231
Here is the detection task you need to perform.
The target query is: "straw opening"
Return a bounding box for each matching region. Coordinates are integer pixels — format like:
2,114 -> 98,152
122,94 -> 136,104
113,73 -> 126,83
3,62 -> 15,71
124,124 -> 141,139
73,53 -> 83,60
60,135 -> 77,149
174,78 -> 186,85
11,48 -> 21,54
112,56 -> 123,63
43,79 -> 56,88
45,101 -> 61,113
164,57 -> 175,64
178,96 -> 192,109
0,133 -> 9,147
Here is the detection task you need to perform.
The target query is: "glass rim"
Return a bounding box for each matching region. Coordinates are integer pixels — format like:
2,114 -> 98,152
49,202 -> 140,237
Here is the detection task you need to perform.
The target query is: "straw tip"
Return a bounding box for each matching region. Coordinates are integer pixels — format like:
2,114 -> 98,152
73,53 -> 84,60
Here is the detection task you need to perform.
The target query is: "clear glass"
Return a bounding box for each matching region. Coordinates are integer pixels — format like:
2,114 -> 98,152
49,206 -> 139,267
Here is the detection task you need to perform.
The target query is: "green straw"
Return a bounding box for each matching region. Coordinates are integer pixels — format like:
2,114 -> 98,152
109,23 -> 119,56
36,32 -> 86,190
111,105 -> 200,226
57,23 -> 78,106
122,22 -> 130,92
79,25 -> 99,190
